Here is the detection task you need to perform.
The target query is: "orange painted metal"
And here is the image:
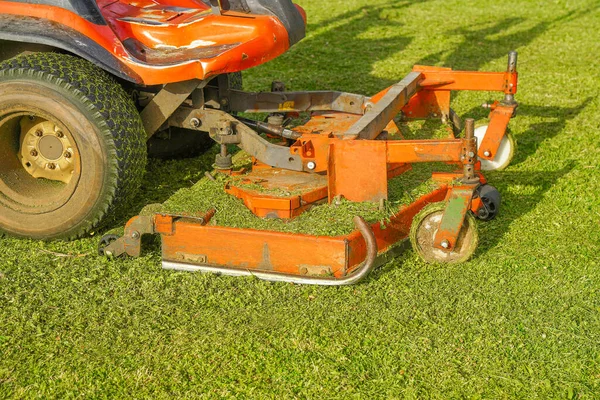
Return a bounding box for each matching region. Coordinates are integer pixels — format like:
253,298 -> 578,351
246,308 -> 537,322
328,140 -> 388,202
479,104 -> 516,160
224,168 -> 328,218
0,1 -> 296,85
159,184 -> 449,276
386,139 -> 466,164
415,68 -> 518,94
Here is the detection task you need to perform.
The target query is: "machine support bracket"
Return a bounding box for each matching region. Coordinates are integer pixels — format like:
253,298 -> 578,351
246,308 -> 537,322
433,186 -> 477,251
142,79 -> 206,138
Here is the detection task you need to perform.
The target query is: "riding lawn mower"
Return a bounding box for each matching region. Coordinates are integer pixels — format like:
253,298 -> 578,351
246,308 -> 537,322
0,0 -> 519,285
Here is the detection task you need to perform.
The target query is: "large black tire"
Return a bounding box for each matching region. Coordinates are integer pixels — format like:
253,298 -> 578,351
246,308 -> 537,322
147,72 -> 242,159
0,53 -> 147,240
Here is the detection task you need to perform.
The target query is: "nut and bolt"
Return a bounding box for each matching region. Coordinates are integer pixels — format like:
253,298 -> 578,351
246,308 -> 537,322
441,239 -> 451,249
35,129 -> 43,137
56,131 -> 64,138
30,150 -> 38,157
307,161 -> 316,170
483,151 -> 491,157
131,231 -> 140,239
64,152 -> 72,159
190,118 -> 201,128
47,163 -> 56,170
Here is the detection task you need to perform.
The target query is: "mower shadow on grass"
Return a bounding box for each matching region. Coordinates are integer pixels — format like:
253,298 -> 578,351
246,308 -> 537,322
475,163 -> 576,256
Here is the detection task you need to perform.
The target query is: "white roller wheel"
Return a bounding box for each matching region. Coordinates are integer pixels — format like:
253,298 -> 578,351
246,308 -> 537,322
474,125 -> 515,171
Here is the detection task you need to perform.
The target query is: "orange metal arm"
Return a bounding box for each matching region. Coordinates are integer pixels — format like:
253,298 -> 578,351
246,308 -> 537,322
386,139 -> 465,164
416,70 -> 518,94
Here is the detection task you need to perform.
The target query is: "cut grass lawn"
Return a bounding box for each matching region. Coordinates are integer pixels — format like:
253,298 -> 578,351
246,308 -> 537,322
2,0 -> 600,398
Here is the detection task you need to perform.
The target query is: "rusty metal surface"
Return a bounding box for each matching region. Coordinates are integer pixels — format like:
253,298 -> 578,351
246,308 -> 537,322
142,79 -> 205,138
432,186 -> 476,251
103,215 -> 155,258
226,89 -> 367,114
344,71 -> 422,140
225,168 -> 328,218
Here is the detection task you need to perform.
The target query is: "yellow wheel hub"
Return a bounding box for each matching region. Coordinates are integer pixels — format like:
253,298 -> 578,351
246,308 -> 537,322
19,116 -> 76,184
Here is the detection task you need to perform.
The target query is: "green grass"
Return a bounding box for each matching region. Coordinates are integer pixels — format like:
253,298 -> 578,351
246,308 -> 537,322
2,0 -> 600,398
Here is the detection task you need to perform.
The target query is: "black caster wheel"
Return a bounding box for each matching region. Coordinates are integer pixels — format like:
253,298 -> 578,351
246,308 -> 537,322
98,234 -> 120,256
473,185 -> 501,221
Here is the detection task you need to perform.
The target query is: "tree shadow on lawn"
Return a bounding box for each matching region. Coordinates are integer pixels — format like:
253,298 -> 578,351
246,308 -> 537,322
416,7 -> 596,71
260,1 -> 431,92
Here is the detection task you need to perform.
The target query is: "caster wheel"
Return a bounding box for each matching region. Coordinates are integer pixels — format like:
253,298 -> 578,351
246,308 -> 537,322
474,125 -> 516,171
473,185 -> 501,221
410,202 -> 479,264
98,234 -> 120,257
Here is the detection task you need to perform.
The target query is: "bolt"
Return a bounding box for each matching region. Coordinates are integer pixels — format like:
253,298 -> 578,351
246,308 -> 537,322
64,152 -> 72,159
441,239 -> 450,249
35,129 -> 43,137
47,163 -> 56,170
307,161 -> 316,170
131,231 -> 140,239
56,131 -> 64,138
190,118 -> 201,128
483,150 -> 491,157
30,150 -> 38,157
468,151 -> 475,158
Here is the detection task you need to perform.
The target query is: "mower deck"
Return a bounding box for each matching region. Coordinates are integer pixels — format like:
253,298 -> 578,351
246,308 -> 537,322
100,52 -> 519,285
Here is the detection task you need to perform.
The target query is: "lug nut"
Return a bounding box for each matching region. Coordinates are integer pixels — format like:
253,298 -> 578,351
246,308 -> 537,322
47,163 -> 56,170
483,151 -> 491,157
64,152 -> 72,159
30,150 -> 38,157
56,131 -> 64,138
441,239 -> 450,249
35,129 -> 43,137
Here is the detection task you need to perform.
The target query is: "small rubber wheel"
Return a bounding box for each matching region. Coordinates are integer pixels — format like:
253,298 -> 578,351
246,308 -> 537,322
474,125 -> 516,171
410,202 -> 479,263
0,53 -> 147,240
98,234 -> 120,256
473,184 -> 501,221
